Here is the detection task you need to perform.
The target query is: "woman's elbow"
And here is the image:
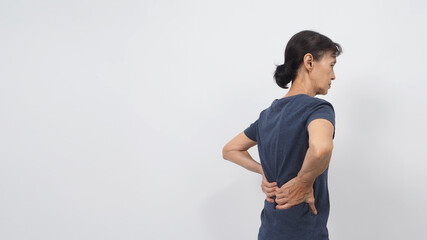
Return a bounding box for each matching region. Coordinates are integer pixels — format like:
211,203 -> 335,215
222,145 -> 231,160
311,143 -> 334,157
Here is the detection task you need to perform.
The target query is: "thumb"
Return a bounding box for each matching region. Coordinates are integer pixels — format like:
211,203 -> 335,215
308,201 -> 317,215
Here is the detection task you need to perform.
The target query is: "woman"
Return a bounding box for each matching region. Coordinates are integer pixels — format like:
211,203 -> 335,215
222,30 -> 343,240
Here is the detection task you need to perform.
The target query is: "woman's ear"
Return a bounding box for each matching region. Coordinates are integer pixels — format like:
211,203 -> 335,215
303,53 -> 314,72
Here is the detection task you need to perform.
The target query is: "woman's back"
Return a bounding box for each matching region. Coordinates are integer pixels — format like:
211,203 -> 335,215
243,93 -> 335,240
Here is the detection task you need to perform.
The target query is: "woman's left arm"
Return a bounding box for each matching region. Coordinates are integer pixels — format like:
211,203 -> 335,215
222,131 -> 262,174
222,132 -> 277,202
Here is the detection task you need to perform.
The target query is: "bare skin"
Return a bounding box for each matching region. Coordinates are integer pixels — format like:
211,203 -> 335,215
261,170 -> 278,203
284,50 -> 337,98
223,50 -> 337,215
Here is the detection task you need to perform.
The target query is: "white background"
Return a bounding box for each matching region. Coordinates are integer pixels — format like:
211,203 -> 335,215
1,0 -> 426,239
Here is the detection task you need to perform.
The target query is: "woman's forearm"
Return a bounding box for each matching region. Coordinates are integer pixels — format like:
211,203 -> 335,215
296,146 -> 333,185
223,150 -> 263,175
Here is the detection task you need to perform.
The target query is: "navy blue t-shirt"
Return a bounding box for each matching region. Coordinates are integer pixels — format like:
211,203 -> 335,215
243,94 -> 335,240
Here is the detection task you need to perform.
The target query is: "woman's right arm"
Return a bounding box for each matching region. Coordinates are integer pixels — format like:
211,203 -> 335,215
274,118 -> 334,214
297,118 -> 334,184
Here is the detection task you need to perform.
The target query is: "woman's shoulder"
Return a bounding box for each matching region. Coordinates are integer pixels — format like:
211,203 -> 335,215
300,96 -> 335,113
309,96 -> 334,105
291,95 -> 332,106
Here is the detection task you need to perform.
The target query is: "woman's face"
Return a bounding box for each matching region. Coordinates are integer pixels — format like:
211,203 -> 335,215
311,51 -> 337,94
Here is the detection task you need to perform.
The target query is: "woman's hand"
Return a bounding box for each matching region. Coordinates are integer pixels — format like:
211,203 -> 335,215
261,172 -> 278,203
274,176 -> 318,215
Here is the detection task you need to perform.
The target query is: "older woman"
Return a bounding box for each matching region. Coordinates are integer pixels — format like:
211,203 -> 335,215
222,30 -> 343,240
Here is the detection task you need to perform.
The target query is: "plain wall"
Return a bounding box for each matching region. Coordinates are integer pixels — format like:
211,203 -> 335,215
1,0 -> 426,239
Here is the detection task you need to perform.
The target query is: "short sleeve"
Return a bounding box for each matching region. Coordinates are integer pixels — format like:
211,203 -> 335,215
305,101 -> 336,139
243,119 -> 258,142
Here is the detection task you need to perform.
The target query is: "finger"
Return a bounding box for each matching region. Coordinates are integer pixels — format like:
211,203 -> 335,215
276,186 -> 285,194
275,189 -> 286,197
262,180 -> 277,187
274,193 -> 283,200
275,203 -> 292,210
264,187 -> 277,197
266,181 -> 277,187
264,187 -> 277,193
261,185 -> 275,194
266,196 -> 274,203
274,196 -> 287,205
266,191 -> 276,197
308,201 -> 318,215
262,189 -> 276,198
261,180 -> 274,187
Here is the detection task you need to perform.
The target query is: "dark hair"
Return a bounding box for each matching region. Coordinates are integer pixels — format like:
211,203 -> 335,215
274,30 -> 343,89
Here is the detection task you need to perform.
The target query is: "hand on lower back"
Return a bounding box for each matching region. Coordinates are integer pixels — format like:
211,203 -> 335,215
274,176 -> 318,215
261,172 -> 278,203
